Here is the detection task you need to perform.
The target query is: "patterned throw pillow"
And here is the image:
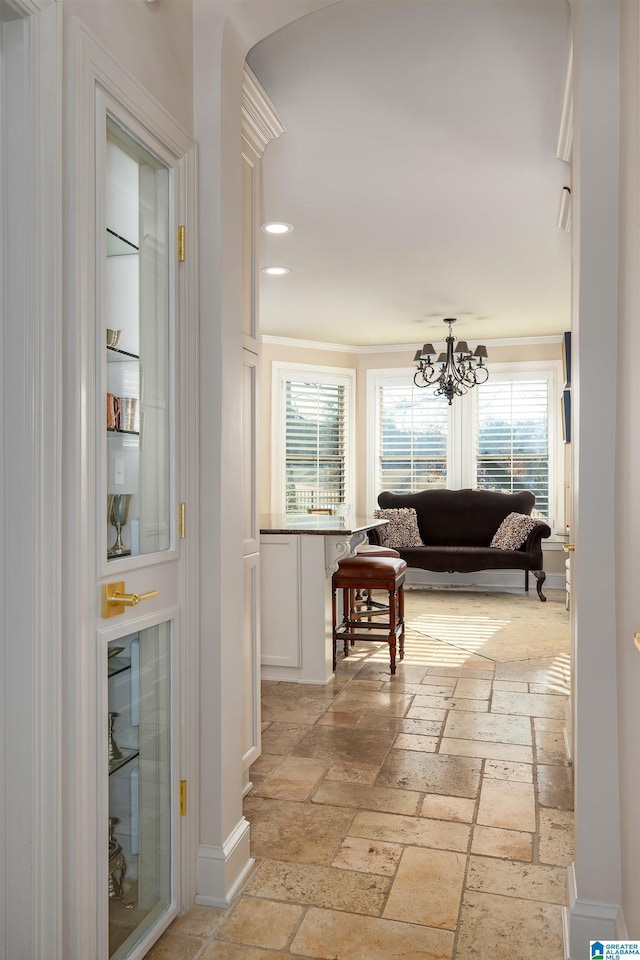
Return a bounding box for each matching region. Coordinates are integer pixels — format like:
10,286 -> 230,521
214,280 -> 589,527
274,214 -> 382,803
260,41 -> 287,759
374,508 -> 423,548
490,512 -> 538,550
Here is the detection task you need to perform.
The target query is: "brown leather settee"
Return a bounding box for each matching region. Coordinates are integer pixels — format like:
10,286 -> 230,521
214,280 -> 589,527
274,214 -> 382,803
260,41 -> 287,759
368,488 -> 551,601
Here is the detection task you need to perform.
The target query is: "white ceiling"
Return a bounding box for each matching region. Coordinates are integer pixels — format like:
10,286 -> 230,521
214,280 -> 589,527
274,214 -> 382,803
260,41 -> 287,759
247,0 -> 572,349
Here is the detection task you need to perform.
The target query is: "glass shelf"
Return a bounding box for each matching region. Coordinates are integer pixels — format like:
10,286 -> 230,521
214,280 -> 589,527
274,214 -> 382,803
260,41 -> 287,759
107,347 -> 139,363
108,656 -> 131,678
109,748 -> 139,776
107,228 -> 139,257
107,428 -> 139,437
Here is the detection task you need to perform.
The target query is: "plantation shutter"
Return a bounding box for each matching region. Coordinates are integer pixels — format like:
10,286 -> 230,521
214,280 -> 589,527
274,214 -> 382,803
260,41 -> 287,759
475,379 -> 550,518
378,383 -> 448,492
285,378 -> 346,513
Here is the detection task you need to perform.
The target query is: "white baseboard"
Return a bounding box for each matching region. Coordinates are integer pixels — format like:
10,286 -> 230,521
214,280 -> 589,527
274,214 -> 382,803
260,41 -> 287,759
403,569 -> 565,592
563,863 -> 627,958
195,818 -> 254,908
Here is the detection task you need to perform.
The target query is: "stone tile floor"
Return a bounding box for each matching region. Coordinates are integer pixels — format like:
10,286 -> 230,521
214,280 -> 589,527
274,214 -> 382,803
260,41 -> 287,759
148,587 -> 572,960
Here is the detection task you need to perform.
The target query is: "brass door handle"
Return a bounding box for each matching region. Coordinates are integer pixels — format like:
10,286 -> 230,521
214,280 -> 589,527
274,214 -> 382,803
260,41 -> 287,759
102,581 -> 159,618
563,543 -> 575,552
634,632 -> 640,652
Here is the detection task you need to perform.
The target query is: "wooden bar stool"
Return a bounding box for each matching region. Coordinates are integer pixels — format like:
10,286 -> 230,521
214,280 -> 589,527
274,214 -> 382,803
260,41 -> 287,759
352,544 -> 400,616
332,555 -> 407,675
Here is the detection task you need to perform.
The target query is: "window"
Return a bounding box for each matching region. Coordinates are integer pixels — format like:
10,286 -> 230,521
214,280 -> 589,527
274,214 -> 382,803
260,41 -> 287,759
475,378 -> 550,517
378,381 -> 450,492
272,363 -> 355,514
368,363 -> 561,525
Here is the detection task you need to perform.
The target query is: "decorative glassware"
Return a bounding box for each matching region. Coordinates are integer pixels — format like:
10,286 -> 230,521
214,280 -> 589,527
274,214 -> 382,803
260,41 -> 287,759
108,493 -> 132,558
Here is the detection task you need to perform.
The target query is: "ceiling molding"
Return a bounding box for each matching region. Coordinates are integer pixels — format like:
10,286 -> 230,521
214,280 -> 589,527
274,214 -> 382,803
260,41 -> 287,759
262,334 -> 563,354
556,41 -> 573,163
242,64 -> 287,161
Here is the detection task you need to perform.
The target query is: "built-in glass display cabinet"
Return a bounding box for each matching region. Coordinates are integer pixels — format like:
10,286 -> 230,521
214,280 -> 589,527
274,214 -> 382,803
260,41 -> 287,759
102,117 -> 176,960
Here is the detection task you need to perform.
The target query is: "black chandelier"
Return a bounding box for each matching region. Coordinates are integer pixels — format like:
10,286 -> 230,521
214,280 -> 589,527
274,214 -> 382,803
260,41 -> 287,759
413,318 -> 489,404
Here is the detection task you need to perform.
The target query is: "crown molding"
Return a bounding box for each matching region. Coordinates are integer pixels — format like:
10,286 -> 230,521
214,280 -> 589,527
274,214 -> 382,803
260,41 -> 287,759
556,41 -> 573,163
242,64 -> 287,161
261,334 -> 563,354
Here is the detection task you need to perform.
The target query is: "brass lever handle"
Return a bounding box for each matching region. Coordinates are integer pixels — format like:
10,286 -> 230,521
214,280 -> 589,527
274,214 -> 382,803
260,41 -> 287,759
111,589 -> 159,606
563,543 -> 575,552
634,632 -> 640,652
101,581 -> 159,618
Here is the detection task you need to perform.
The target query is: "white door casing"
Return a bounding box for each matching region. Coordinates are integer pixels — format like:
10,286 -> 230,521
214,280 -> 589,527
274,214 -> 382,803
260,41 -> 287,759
63,19 -> 196,959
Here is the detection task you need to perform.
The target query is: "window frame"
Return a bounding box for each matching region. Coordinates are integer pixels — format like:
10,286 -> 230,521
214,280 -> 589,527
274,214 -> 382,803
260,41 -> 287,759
271,361 -> 356,515
367,360 -> 563,529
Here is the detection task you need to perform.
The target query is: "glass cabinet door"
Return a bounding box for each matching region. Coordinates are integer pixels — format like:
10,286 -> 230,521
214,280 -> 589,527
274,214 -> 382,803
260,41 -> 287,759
107,625 -> 172,959
105,120 -> 171,562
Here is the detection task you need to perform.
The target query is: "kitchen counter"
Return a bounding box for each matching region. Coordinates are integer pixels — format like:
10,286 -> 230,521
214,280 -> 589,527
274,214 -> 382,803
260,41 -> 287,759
260,515 -> 388,684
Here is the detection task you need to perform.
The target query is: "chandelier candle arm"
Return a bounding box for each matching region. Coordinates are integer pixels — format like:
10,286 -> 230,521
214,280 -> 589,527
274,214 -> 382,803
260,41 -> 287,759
412,317 -> 489,404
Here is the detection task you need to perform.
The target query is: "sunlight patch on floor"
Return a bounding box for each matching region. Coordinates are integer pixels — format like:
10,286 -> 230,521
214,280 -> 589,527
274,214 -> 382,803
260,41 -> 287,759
407,612 -> 510,649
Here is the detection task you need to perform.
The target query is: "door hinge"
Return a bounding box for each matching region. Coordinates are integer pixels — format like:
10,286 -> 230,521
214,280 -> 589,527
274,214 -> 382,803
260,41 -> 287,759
178,225 -> 185,262
180,779 -> 187,816
178,501 -> 186,539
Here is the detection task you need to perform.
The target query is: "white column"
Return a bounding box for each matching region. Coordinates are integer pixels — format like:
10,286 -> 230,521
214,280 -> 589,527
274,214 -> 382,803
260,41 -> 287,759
567,1 -> 624,952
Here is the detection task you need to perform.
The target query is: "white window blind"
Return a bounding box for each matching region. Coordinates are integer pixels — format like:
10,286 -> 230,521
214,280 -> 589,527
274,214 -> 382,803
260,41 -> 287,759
284,378 -> 347,513
378,383 -> 449,492
475,379 -> 550,518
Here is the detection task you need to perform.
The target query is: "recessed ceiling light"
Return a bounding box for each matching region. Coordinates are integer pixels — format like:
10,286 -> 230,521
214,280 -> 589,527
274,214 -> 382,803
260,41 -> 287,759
261,222 -> 294,235
261,266 -> 291,276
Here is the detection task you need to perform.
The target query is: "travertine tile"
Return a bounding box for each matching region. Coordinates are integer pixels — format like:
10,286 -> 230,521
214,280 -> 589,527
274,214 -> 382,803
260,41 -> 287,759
440,737 -> 533,763
536,763 -> 574,810
383,847 -> 466,929
491,690 -> 567,719
492,680 -> 528,693
390,681 -> 455,697
168,904 -> 226,938
466,855 -> 567,904
538,808 -> 575,866
535,729 -> 569,765
245,860 -> 390,916
249,754 -> 283,777
419,675 -> 458,691
291,725 -> 395,766
409,697 -> 489,715
356,714 -> 443,735
477,778 -> 536,832
244,796 -> 354,864
392,732 -> 438,752
420,794 -> 476,823
455,677 -> 493,699
290,906 -> 454,960
330,689 -> 413,717
253,756 -> 328,801
216,897 -> 303,949
349,809 -> 470,852
444,711 -> 532,745
425,666 -> 495,679
145,936 -> 203,960
332,836 -> 403,876
484,759 -> 533,783
471,825 -> 532,861
311,779 -> 420,815
376,749 -> 482,798
494,657 -> 569,685
200,945 -> 291,960
261,695 -> 331,724
316,711 -> 360,727
456,891 -> 564,960
260,722 -> 312,756
324,759 -> 380,784
534,717 -> 566,732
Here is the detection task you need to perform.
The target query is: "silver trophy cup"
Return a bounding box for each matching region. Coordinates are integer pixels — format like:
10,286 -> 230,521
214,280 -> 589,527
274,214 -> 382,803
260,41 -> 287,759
108,493 -> 132,558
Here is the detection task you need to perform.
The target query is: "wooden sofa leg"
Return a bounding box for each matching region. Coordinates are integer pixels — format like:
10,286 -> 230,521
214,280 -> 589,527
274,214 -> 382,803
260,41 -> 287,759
533,570 -> 547,602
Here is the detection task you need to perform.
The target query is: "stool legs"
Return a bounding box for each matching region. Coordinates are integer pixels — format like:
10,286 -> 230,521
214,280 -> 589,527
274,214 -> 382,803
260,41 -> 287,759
332,580 -> 405,675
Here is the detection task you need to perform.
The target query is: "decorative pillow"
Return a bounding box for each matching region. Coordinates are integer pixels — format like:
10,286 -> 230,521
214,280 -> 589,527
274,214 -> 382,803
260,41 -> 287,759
373,508 -> 423,548
490,512 -> 538,550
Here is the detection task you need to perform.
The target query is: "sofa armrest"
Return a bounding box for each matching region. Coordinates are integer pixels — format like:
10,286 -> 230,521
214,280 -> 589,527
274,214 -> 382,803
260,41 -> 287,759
522,520 -> 552,554
367,526 -> 384,546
